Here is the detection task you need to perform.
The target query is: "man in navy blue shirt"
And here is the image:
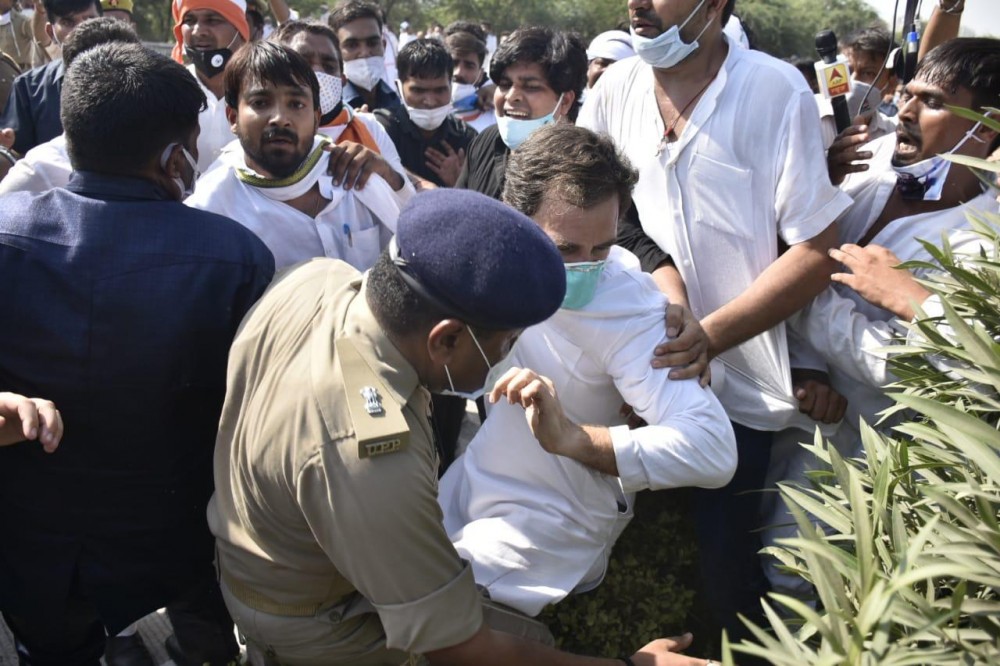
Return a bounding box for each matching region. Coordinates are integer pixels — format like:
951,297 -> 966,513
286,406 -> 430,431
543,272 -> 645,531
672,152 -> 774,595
0,42 -> 274,666
0,0 -> 101,155
330,0 -> 401,113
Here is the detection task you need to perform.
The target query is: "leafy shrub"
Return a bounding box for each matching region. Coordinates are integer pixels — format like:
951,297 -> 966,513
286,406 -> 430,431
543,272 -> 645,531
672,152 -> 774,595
725,136 -> 1000,665
539,489 -> 700,657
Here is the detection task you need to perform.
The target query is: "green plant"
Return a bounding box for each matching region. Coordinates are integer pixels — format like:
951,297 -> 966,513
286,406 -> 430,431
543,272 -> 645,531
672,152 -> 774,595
723,133 -> 1000,664
539,489 -> 700,657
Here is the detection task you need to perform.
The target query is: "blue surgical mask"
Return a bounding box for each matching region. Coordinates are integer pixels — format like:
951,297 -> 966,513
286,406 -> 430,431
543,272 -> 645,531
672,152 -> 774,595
630,0 -> 713,70
893,121 -> 985,201
496,93 -> 564,150
440,327 -> 496,401
562,260 -> 606,310
452,81 -> 479,114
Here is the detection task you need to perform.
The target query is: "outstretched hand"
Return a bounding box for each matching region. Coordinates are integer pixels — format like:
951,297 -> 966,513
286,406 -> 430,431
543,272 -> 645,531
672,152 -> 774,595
0,393 -> 63,452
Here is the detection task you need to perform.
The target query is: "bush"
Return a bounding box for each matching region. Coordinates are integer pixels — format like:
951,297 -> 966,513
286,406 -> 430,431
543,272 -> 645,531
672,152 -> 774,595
539,489 -> 701,657
725,129 -> 1000,665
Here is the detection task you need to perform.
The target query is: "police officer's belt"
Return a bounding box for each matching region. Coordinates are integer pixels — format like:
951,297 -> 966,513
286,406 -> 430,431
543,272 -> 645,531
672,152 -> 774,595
223,570 -> 333,617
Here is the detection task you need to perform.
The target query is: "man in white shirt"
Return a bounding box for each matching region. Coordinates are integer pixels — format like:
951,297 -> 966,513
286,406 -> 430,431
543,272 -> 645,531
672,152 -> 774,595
187,40 -> 399,271
172,0 -> 249,171
770,37 -> 1000,595
578,0 -> 852,641
439,123 -> 737,618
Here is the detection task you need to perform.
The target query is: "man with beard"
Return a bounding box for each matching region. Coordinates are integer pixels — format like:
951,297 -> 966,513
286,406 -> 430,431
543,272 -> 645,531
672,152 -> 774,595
329,0 -> 400,113
578,0 -> 852,645
186,40 -> 398,271
272,19 -> 412,200
171,0 -> 250,171
771,38 -> 1000,596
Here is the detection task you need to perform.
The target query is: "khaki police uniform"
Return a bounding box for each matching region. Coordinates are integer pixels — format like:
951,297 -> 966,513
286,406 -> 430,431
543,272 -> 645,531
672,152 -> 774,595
208,258 -> 484,665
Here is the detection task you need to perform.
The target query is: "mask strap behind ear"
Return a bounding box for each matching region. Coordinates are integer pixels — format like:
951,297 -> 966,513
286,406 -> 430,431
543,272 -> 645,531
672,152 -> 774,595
159,142 -> 179,171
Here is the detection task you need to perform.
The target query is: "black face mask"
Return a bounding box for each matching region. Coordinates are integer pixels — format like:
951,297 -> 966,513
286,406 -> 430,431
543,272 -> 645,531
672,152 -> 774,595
185,45 -> 233,78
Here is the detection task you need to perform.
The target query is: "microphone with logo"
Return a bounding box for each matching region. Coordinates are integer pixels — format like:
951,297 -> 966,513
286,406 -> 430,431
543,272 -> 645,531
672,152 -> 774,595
814,29 -> 852,135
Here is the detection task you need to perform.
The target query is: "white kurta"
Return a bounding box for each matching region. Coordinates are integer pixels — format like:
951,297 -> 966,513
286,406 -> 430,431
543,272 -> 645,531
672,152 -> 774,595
793,174 -> 998,430
186,145 -> 399,271
0,133 -> 70,194
578,42 -> 853,433
438,248 -> 736,617
319,110 -> 414,208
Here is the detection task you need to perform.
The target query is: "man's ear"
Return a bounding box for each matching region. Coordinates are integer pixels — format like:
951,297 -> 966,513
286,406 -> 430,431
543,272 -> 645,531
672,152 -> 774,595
426,319 -> 464,365
226,104 -> 238,132
556,89 -> 575,121
161,144 -> 186,179
974,118 -> 998,154
44,22 -> 54,41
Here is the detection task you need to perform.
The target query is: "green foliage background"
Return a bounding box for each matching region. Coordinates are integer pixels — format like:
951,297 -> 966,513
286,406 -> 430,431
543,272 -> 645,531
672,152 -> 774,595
537,490 -> 703,658
725,131 -> 1000,665
137,0 -> 885,59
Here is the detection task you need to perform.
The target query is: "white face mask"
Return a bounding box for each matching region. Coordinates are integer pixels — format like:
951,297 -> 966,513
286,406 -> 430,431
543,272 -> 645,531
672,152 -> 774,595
160,142 -> 200,200
395,79 -> 454,130
440,328 -> 497,401
893,121 -> 985,201
314,71 -> 343,115
407,102 -> 453,131
343,55 -> 386,92
630,0 -> 713,70
496,93 -> 564,150
846,78 -> 881,122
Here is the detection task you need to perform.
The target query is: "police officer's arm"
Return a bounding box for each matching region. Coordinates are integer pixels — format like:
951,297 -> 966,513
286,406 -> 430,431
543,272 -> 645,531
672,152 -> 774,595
0,392 -> 62,451
426,624 -> 708,666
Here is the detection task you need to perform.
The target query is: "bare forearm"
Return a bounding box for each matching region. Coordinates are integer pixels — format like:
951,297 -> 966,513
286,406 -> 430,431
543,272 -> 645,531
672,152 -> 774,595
701,225 -> 838,358
919,4 -> 963,61
555,424 -> 618,476
267,0 -> 291,24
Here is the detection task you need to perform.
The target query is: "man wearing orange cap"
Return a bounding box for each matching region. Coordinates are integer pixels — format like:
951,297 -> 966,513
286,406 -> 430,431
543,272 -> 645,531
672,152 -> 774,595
172,0 -> 249,171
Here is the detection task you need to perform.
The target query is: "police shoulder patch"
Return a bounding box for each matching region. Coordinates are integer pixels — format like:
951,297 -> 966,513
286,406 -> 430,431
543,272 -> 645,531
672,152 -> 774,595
336,338 -> 410,459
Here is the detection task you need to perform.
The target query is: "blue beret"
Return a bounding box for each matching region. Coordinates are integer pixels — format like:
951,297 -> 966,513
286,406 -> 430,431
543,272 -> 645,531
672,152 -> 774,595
391,189 -> 566,330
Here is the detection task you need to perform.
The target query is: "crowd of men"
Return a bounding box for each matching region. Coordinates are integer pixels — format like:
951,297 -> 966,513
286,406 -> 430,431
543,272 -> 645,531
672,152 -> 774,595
0,0 -> 997,664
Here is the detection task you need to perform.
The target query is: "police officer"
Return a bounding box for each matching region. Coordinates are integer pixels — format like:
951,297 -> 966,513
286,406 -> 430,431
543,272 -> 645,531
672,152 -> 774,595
208,189 -> 709,665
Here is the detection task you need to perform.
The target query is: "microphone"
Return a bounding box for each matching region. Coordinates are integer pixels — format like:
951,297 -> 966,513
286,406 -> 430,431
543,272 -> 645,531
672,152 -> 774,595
815,29 -> 852,134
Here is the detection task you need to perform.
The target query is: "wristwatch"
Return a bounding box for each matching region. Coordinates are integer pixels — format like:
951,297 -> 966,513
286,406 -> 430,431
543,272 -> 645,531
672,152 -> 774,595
0,144 -> 17,168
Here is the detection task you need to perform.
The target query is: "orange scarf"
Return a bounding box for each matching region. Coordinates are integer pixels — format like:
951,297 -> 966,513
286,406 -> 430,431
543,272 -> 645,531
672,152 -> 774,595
321,108 -> 381,153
